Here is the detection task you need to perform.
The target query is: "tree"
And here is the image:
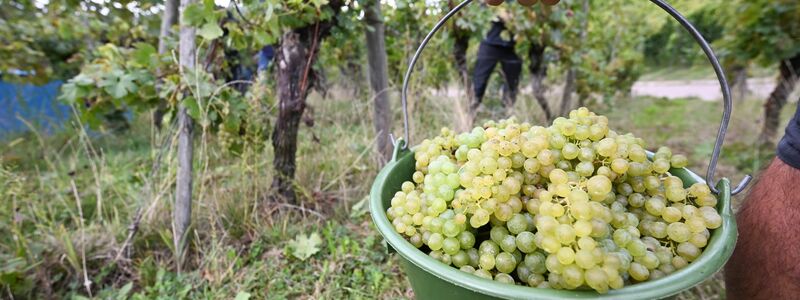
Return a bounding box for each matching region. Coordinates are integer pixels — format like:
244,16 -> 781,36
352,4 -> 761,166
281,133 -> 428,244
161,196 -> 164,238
363,0 -> 393,163
174,0 -> 197,272
449,0 -> 474,104
159,0 -> 180,55
717,0 -> 800,145
154,0 -> 180,129
0,0 -> 161,84
528,41 -> 552,121
558,0 -> 588,116
272,1 -> 345,203
760,55 -> 800,145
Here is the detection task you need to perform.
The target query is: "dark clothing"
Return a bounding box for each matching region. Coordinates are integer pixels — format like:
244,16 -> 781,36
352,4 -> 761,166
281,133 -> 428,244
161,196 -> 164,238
258,46 -> 275,72
473,42 -> 522,106
778,104 -> 800,169
483,21 -> 515,48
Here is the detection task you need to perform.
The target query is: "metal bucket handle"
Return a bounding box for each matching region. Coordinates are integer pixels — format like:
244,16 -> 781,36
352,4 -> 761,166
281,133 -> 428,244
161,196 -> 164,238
397,0 -> 751,195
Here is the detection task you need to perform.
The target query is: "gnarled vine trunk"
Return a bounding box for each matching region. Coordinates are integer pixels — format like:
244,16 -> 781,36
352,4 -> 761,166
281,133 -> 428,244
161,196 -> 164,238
270,1 -> 344,203
529,42 -> 552,122
559,0 -> 589,117
272,32 -> 309,204
759,54 -> 800,146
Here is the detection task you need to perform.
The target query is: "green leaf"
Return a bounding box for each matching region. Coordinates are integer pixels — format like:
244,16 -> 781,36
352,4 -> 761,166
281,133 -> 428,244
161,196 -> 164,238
72,74 -> 94,86
203,0 -> 216,12
181,68 -> 215,98
132,43 -> 157,68
311,0 -> 329,9
182,4 -> 208,26
224,114 -> 241,132
234,292 -> 251,300
59,83 -> 80,103
350,195 -> 369,218
254,31 -> 275,47
116,282 -> 134,300
288,233 -> 323,261
106,74 -> 137,99
182,97 -> 201,120
198,22 -> 224,40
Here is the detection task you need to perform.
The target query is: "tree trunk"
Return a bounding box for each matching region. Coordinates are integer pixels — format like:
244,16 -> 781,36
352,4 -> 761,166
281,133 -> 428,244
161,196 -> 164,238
272,32 -> 310,203
559,69 -> 577,117
154,0 -> 179,129
159,0 -> 179,55
529,42 -> 552,122
174,0 -> 195,272
449,0 -> 471,103
453,35 -> 470,89
731,65 -> 749,102
759,54 -> 800,146
560,0 -> 589,116
364,0 -> 393,163
271,1 -> 343,203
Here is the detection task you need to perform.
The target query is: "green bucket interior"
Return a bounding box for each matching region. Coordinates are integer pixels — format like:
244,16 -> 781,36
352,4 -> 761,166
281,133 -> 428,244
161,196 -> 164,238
370,147 -> 736,300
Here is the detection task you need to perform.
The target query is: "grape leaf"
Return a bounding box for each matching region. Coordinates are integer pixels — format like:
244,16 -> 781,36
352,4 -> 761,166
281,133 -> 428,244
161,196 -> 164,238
199,22 -> 224,40
99,71 -> 137,99
132,43 -> 157,68
72,73 -> 94,86
182,97 -> 201,120
288,233 -> 323,261
234,292 -> 251,300
59,82 -> 80,103
182,4 -> 208,26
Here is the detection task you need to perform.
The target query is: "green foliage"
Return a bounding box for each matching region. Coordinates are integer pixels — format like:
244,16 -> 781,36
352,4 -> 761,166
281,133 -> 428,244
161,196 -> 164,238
717,0 -> 800,65
132,268 -> 192,299
287,233 -> 324,260
644,2 -> 725,67
499,0 -> 647,97
0,0 -> 160,83
380,0 -> 460,88
59,44 -> 162,128
643,0 -> 799,69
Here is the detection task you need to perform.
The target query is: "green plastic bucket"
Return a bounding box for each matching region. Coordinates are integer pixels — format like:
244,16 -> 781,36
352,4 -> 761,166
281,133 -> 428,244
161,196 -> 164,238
371,0 -> 750,298
369,145 -> 736,300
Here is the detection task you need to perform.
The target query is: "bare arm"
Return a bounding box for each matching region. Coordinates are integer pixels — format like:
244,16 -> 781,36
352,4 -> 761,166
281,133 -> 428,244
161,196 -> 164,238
725,157 -> 800,299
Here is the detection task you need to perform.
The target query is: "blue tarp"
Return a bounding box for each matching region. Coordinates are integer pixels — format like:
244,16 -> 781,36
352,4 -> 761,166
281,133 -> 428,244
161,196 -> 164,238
0,80 -> 70,139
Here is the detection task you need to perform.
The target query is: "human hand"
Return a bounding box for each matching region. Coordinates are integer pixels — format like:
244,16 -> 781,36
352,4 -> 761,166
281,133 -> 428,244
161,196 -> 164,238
484,0 -> 560,7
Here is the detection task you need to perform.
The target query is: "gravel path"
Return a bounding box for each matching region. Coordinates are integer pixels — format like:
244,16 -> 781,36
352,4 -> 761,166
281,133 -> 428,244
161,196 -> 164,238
435,77 -> 778,102
631,77 -> 776,101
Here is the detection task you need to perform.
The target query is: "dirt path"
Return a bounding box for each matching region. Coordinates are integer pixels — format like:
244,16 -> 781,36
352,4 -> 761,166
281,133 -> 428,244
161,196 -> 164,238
435,77 -> 778,102
631,77 -> 776,101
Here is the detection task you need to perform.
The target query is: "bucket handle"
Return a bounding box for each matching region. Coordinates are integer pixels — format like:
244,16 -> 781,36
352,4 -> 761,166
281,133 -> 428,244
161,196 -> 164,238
397,0 -> 751,196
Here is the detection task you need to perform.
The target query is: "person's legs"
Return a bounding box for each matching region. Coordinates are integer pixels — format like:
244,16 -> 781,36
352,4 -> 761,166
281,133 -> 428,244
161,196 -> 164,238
473,43 -> 500,114
725,157 -> 800,299
499,57 -> 522,109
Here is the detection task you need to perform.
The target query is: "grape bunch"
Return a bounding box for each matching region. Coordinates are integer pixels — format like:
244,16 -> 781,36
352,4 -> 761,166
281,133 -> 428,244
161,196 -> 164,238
386,107 -> 721,293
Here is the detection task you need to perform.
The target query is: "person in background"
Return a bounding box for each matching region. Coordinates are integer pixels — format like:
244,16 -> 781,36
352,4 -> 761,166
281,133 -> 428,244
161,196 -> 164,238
471,9 -> 522,118
258,45 -> 275,73
472,0 -> 560,120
